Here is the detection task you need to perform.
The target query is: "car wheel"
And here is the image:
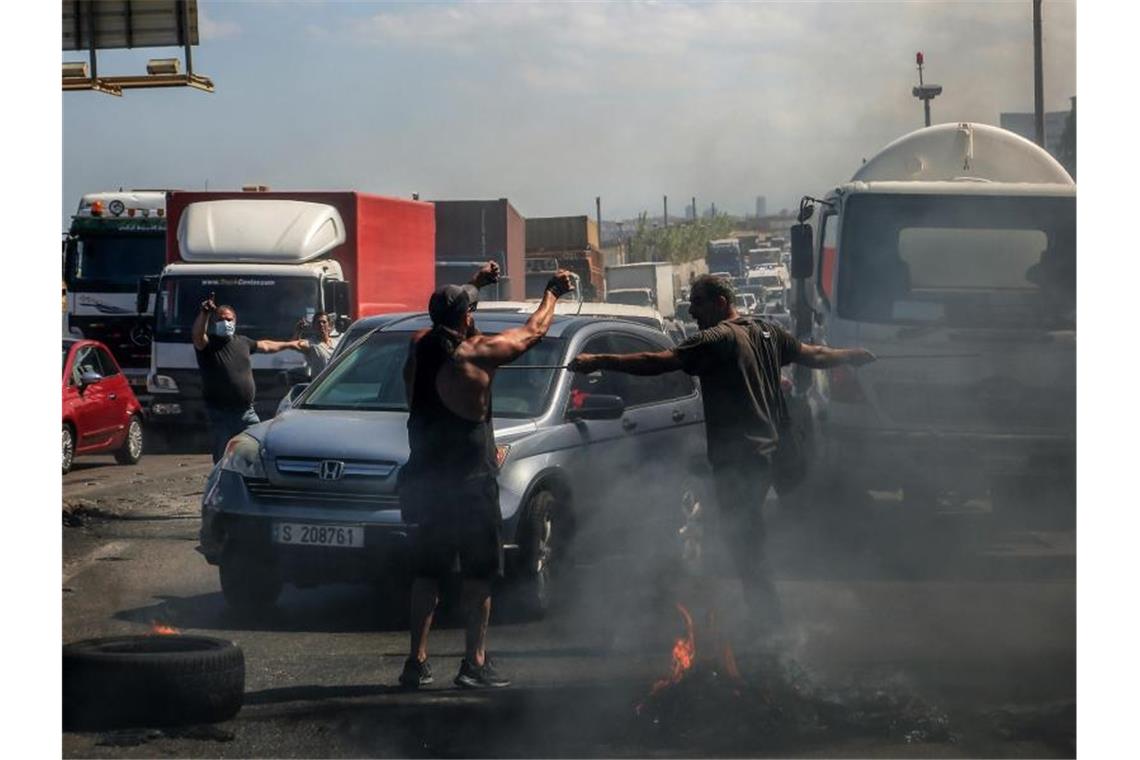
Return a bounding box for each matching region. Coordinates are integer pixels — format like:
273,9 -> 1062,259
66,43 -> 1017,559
508,489 -> 570,620
63,634 -> 244,730
219,549 -> 282,611
63,424 -> 75,474
114,414 -> 144,465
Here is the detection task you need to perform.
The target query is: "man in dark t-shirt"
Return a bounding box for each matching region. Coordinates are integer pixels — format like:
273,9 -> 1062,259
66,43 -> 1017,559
192,296 -> 306,462
569,274 -> 875,636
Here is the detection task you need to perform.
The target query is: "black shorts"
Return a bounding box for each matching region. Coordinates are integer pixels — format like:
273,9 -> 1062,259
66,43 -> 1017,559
400,476 -> 504,581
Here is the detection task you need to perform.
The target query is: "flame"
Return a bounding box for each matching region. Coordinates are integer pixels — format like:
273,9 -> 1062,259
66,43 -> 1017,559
636,603 -> 696,713
150,621 -> 180,635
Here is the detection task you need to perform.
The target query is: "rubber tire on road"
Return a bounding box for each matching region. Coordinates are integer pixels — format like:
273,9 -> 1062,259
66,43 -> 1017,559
114,414 -> 144,465
508,489 -> 564,621
63,635 -> 244,730
63,423 -> 75,475
219,549 -> 283,611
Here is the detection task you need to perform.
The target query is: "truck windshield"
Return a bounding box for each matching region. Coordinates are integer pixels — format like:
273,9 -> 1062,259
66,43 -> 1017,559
707,245 -> 740,275
606,290 -> 652,307
155,275 -> 320,341
66,233 -> 166,292
300,331 -> 566,419
836,194 -> 1075,328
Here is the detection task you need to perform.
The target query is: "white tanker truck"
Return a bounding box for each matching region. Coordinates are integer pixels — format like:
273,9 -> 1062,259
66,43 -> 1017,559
788,122 -> 1075,523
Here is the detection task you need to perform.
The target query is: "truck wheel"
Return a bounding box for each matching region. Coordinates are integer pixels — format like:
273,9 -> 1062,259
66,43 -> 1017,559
508,489 -> 570,620
63,634 -> 244,730
63,424 -> 75,474
219,549 -> 282,611
114,415 -> 144,465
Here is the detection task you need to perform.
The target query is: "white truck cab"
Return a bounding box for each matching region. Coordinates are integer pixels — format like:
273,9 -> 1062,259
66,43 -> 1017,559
146,200 -> 352,427
789,123 -> 1075,516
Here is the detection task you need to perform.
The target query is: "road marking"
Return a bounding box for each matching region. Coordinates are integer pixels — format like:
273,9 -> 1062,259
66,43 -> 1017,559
63,540 -> 130,583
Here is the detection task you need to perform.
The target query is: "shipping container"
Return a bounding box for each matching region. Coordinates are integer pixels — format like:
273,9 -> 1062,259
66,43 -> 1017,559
525,215 -> 599,253
432,199 -> 526,300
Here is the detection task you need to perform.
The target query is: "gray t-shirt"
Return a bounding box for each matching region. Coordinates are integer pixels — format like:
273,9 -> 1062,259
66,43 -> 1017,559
304,338 -> 338,376
675,317 -> 800,468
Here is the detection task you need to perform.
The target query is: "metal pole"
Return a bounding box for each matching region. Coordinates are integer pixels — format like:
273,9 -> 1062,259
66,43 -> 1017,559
86,1 -> 98,80
692,197 -> 697,220
1033,0 -> 1045,147
924,100 -> 931,128
595,197 -> 602,252
181,0 -> 194,76
663,195 -> 668,227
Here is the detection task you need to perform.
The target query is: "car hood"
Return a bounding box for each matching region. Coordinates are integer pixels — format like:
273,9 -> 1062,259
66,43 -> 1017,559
251,408 -> 539,461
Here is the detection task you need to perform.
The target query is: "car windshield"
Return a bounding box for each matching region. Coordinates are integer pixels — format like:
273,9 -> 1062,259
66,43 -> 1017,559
837,194 -> 1075,328
155,275 -> 320,341
606,290 -> 652,307
300,331 -> 566,418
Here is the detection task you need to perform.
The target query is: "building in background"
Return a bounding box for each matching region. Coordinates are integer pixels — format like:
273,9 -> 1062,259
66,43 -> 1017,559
755,195 -> 767,218
1000,104 -> 1071,164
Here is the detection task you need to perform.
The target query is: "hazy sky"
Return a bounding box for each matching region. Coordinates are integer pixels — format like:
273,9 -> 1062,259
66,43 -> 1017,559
61,0 -> 1076,228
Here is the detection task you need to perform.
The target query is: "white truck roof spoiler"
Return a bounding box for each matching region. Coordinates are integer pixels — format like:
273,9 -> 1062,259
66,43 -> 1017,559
178,199 -> 346,263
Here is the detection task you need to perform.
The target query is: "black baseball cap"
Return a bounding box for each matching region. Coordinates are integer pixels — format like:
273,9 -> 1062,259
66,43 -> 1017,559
428,283 -> 480,325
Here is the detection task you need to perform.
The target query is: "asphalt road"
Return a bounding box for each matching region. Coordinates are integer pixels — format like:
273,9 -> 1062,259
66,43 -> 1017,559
62,452 -> 1075,758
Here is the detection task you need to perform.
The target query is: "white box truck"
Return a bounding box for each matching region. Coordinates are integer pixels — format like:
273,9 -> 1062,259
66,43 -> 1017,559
604,262 -> 677,318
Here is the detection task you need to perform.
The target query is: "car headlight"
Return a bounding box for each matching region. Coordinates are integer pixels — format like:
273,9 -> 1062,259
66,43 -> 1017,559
147,373 -> 179,394
219,434 -> 266,479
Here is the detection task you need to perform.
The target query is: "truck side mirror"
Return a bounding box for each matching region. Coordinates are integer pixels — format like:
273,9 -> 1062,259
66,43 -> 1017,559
790,224 -> 814,280
335,315 -> 352,333
136,276 -> 158,315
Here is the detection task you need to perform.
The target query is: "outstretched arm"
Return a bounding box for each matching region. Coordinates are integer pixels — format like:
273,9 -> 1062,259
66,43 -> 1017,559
569,350 -> 682,376
464,271 -> 574,367
256,338 -> 306,354
793,343 -> 876,369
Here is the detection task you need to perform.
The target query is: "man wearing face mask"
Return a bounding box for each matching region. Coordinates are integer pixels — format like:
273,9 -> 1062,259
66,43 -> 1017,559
193,295 -> 306,462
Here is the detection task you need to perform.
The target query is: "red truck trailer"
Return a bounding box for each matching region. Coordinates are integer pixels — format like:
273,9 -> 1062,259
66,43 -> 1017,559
145,189 -> 435,426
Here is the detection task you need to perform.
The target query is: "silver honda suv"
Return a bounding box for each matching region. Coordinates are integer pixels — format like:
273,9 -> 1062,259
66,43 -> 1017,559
200,311 -> 708,616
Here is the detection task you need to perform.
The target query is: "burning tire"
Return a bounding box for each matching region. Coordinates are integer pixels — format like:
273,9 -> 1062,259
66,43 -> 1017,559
63,635 -> 244,730
114,414 -> 144,465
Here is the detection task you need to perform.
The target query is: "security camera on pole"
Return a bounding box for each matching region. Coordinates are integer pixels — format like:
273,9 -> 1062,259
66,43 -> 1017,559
912,52 -> 942,127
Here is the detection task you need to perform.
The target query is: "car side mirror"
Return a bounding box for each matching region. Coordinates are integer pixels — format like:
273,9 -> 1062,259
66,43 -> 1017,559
79,370 -> 103,388
790,223 -> 814,280
566,394 -> 625,421
289,382 -> 310,401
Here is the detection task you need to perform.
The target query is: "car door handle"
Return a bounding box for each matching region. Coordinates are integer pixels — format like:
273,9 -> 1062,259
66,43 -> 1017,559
621,417 -> 637,431
672,409 -> 685,422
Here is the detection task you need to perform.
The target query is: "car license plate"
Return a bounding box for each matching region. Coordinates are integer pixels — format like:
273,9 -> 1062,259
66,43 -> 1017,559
272,522 -> 364,548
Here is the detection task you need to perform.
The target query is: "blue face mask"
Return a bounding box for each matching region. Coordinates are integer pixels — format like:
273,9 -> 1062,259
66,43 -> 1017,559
213,320 -> 236,338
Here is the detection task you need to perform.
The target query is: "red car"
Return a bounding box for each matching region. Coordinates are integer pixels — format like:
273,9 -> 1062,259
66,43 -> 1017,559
63,339 -> 145,474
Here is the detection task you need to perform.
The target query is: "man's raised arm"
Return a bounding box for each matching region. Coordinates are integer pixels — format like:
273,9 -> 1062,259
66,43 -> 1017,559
568,350 -> 682,376
466,270 -> 574,368
192,294 -> 215,351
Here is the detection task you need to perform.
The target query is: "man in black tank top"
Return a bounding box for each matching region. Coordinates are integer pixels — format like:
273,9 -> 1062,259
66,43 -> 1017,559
398,262 -> 575,690
569,274 -> 875,644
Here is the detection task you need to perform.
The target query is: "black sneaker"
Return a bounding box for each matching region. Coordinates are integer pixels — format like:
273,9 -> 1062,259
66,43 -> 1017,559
454,657 -> 511,689
399,657 -> 433,688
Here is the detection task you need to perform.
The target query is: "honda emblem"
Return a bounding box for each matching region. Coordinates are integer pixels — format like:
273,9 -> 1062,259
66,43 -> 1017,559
319,460 -> 345,480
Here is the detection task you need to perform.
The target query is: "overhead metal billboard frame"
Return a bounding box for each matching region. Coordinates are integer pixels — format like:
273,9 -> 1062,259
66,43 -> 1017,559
62,0 -> 214,96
